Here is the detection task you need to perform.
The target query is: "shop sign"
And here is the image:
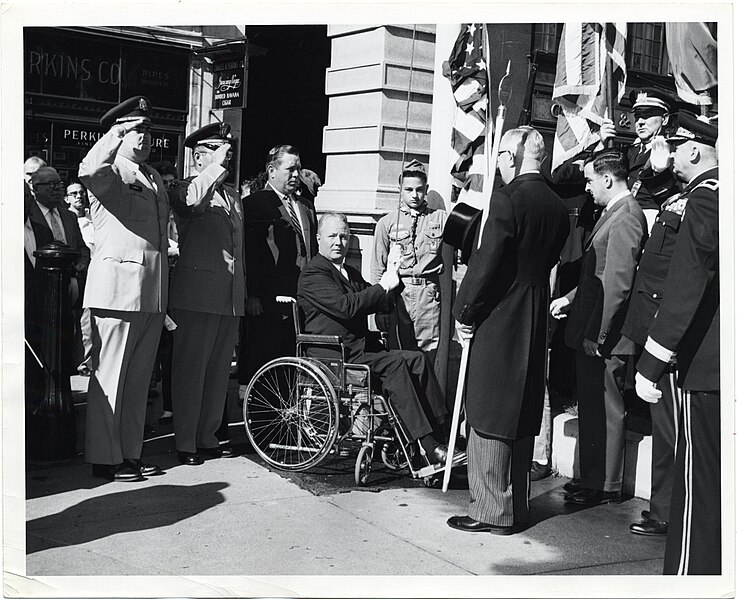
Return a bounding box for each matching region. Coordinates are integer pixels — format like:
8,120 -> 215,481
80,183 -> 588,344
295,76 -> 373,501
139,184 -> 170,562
52,122 -> 177,151
212,59 -> 244,109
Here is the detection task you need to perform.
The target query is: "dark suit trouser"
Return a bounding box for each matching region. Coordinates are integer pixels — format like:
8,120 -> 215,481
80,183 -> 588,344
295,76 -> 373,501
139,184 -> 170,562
576,351 -> 627,492
649,368 -> 680,522
171,309 -> 239,453
664,390 -> 720,575
86,309 -> 164,465
355,350 -> 446,441
468,428 -> 533,526
238,314 -> 295,385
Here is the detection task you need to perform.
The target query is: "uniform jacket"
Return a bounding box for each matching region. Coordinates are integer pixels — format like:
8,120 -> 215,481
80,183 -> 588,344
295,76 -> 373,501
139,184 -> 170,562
169,163 -> 246,316
243,187 -> 317,317
622,169 -> 709,346
298,253 -> 388,363
453,172 -> 569,439
637,168 -> 719,391
79,130 -> 169,313
565,193 -> 648,357
627,142 -> 678,213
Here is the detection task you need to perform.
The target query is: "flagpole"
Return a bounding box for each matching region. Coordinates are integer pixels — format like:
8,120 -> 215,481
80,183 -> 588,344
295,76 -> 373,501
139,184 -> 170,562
604,27 -> 617,149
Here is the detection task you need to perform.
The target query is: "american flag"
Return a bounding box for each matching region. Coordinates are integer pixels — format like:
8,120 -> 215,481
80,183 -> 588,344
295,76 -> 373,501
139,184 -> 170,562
444,23 -> 489,205
551,23 -> 627,172
665,23 -> 717,106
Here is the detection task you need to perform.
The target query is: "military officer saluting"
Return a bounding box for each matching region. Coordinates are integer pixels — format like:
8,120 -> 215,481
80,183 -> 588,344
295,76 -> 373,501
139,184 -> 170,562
371,160 -> 447,355
79,96 -> 169,482
635,111 -> 720,575
168,123 -> 245,465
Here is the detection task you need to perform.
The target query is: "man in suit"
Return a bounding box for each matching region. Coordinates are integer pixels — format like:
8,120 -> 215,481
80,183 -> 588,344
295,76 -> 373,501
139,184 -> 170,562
239,145 -> 317,395
168,123 -> 245,466
79,96 -> 169,482
635,112 -> 720,575
551,149 -> 648,506
447,127 -> 569,535
298,213 -> 464,466
25,167 -> 91,408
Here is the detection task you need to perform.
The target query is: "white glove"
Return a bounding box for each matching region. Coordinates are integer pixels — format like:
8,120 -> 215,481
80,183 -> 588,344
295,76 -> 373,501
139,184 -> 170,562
649,136 -> 673,173
550,296 -> 571,319
455,322 -> 475,344
635,372 -> 662,403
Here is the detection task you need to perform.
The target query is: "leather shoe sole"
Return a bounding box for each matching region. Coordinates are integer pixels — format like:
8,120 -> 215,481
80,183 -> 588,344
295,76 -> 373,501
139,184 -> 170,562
178,452 -> 204,466
564,489 -> 621,506
447,515 -> 515,535
629,519 -> 668,536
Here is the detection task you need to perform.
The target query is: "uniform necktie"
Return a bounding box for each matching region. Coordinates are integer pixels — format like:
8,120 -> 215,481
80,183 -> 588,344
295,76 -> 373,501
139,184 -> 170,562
286,196 -> 307,257
49,208 -> 67,243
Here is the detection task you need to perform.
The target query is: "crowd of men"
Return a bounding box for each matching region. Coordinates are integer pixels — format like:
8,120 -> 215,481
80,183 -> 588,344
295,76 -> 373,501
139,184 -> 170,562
23,87 -> 720,576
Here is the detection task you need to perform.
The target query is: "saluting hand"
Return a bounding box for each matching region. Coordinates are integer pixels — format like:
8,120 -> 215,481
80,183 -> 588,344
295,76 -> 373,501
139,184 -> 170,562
213,142 -> 232,167
649,136 -> 673,173
111,117 -> 148,138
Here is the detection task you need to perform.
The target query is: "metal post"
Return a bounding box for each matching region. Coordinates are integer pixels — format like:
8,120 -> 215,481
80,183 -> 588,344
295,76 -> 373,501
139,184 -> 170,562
27,242 -> 81,461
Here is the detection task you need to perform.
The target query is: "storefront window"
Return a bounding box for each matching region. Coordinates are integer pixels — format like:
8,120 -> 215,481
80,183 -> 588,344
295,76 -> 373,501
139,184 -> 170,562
533,23 -> 561,53
627,23 -> 670,75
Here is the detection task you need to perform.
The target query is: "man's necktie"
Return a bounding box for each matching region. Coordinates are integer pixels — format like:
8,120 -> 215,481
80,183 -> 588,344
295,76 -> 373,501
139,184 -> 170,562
286,196 -> 307,257
49,208 -> 66,243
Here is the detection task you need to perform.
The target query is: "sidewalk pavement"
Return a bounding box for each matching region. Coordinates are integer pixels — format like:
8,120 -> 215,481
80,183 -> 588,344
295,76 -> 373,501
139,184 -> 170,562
15,375 -> 681,596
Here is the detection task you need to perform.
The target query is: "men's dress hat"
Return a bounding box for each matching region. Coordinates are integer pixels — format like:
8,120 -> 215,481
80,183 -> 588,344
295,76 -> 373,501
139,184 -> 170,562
629,87 -> 673,113
666,110 -> 718,147
100,96 -> 152,129
184,122 -> 232,149
402,158 -> 426,174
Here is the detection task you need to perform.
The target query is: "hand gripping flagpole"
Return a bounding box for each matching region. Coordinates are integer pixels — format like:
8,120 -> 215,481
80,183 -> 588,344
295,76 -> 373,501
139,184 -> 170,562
442,49 -> 513,492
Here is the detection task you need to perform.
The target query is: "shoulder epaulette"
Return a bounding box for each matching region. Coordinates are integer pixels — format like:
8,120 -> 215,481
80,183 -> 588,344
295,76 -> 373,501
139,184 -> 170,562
693,179 -> 719,192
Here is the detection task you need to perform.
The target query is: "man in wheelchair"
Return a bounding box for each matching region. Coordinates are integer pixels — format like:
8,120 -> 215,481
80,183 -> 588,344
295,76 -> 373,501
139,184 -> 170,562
297,212 -> 465,466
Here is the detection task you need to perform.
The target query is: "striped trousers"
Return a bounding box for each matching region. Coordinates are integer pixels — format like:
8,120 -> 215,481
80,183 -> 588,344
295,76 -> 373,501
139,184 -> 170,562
663,390 -> 721,575
467,428 -> 533,527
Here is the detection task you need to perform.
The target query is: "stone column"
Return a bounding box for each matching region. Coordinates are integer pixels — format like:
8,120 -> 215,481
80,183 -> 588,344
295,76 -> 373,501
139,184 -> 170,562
317,25 -> 436,277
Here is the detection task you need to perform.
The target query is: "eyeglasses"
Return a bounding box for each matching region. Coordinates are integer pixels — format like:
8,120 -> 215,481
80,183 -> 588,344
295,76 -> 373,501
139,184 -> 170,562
163,179 -> 179,188
498,149 -> 514,160
35,180 -> 64,189
133,124 -> 152,133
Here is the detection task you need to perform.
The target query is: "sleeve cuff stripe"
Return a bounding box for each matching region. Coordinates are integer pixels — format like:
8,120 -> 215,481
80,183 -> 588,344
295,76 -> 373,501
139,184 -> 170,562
644,337 -> 675,362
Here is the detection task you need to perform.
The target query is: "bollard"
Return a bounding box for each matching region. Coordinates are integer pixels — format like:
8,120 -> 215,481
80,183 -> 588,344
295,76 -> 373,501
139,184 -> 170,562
27,241 -> 81,461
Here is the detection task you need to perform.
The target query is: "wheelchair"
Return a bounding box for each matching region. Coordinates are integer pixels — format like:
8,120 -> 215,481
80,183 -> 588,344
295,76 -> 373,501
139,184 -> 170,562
243,296 -> 457,486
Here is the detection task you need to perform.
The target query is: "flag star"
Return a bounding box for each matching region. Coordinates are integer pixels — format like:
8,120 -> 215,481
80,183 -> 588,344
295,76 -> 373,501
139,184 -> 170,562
466,42 -> 475,55
476,59 -> 486,70
467,24 -> 477,35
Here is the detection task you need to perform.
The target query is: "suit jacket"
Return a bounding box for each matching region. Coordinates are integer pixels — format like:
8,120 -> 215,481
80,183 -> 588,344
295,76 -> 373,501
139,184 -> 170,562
453,172 -> 569,439
565,193 -> 648,356
169,163 -> 246,316
638,169 -> 719,391
244,187 -> 317,317
79,129 -> 169,313
298,253 -> 388,363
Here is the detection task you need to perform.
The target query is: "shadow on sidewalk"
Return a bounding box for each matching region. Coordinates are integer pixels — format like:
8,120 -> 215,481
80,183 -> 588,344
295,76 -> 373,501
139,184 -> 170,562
26,482 -> 228,553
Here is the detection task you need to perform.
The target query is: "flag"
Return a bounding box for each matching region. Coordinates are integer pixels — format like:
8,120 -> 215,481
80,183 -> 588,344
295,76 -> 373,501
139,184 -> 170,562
551,22 -> 627,172
665,23 -> 717,106
443,23 -> 488,204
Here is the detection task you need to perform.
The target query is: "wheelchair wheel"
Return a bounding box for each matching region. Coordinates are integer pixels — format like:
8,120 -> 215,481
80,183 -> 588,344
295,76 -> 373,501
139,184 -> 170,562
377,425 -> 413,471
355,445 -> 373,486
244,357 -> 339,472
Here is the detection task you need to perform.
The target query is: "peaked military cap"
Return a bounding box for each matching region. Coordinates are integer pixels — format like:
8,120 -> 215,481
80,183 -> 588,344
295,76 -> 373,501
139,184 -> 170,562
184,122 -> 232,149
629,87 -> 673,113
100,96 -> 152,129
666,110 -> 718,147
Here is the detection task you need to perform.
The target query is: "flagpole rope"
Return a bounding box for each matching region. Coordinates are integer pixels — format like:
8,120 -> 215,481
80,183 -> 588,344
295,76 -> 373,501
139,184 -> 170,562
395,25 -> 418,230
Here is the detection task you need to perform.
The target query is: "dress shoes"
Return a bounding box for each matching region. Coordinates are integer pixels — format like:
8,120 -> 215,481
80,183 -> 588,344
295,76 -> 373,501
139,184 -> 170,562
530,461 -> 552,481
629,518 -> 668,536
641,509 -> 651,520
447,515 -> 515,536
563,479 -> 582,494
564,488 -> 621,506
428,444 -> 467,466
197,446 -> 238,459
114,465 -> 145,482
178,451 -> 204,466
92,463 -> 122,482
124,458 -> 164,476
158,411 -> 173,425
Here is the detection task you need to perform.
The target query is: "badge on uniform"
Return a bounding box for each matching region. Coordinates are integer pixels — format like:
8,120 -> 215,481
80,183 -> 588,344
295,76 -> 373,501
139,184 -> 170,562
129,184 -> 143,192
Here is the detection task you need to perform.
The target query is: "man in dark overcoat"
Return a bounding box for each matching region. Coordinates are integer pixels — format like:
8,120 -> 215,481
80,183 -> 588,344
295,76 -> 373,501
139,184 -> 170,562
447,127 -> 569,535
239,145 -> 317,391
635,113 -> 720,575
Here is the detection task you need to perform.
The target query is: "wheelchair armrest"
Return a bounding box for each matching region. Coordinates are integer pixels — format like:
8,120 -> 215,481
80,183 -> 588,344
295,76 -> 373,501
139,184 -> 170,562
296,334 -> 343,346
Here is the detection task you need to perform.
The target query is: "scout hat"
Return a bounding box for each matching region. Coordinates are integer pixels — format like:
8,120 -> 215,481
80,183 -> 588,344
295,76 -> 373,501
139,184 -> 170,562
100,95 -> 152,129
184,122 -> 232,149
666,110 -> 718,147
402,158 -> 427,175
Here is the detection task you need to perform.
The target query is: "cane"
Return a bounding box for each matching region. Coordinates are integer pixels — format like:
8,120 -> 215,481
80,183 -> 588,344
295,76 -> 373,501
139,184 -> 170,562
442,53 -> 513,492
